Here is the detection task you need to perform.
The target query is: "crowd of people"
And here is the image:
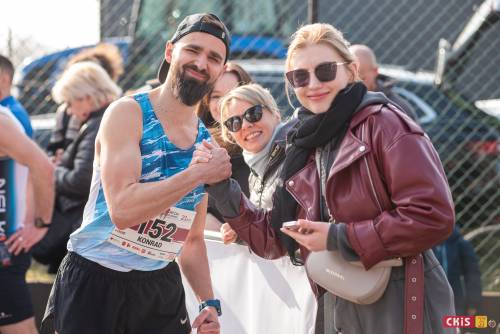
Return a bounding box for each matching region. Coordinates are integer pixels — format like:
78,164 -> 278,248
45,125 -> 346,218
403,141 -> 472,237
0,12 -> 484,334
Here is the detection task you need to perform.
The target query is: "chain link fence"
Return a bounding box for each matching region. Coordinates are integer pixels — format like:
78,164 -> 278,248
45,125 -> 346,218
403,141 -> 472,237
1,0 -> 499,293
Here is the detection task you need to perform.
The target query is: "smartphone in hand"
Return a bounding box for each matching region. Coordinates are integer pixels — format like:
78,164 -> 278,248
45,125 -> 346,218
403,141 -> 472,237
283,221 -> 301,231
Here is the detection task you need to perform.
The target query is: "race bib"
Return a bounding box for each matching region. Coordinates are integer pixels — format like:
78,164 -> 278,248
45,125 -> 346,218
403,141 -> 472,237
107,207 -> 195,261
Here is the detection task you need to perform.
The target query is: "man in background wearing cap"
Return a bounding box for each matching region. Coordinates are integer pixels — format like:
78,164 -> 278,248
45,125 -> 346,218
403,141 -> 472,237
42,13 -> 232,334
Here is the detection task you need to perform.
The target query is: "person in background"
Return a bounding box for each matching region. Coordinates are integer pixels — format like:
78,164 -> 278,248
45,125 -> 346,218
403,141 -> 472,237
0,55 -> 33,137
433,226 -> 483,316
47,43 -> 124,155
350,44 -> 418,121
31,61 -> 122,273
0,105 -> 55,334
196,63 -> 253,226
197,63 -> 253,127
198,23 -> 456,333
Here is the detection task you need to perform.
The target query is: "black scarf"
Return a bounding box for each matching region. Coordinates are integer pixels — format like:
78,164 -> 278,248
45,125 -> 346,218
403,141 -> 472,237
271,82 -> 367,265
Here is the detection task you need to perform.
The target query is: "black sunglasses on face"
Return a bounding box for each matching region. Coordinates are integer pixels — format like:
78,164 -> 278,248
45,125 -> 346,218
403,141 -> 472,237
224,105 -> 264,132
285,61 -> 349,88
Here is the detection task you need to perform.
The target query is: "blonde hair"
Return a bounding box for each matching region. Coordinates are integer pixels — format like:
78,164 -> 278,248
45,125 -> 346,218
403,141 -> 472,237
52,61 -> 122,109
285,23 -> 359,107
219,83 -> 280,143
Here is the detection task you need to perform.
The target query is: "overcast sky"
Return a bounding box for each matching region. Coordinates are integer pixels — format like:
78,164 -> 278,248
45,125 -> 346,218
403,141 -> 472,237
0,0 -> 99,63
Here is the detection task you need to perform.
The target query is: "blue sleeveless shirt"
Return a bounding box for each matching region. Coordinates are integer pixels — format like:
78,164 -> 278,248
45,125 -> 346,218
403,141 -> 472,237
68,93 -> 210,271
0,107 -> 28,242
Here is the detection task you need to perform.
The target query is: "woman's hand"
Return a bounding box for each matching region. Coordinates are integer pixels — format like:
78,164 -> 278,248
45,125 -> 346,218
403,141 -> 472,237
190,140 -> 213,166
280,219 -> 330,252
190,140 -> 231,184
220,223 -> 238,244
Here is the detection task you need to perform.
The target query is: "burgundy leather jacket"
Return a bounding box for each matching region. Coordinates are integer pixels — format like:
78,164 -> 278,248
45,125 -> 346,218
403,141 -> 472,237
224,102 -> 455,333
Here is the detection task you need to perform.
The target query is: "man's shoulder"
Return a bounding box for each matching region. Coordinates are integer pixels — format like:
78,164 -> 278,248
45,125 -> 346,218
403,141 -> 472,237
0,96 -> 29,118
99,96 -> 143,139
104,96 -> 142,120
0,105 -> 23,131
112,95 -> 141,109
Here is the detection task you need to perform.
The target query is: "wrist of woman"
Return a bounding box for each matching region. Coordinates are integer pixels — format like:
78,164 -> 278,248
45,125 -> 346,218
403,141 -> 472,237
326,223 -> 340,251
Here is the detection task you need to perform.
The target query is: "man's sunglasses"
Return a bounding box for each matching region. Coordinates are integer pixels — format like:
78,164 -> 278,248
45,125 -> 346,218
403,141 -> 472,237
285,61 -> 349,88
223,105 -> 264,132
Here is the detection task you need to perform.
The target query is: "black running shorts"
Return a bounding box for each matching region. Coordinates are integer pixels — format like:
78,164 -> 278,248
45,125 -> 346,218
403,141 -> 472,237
42,252 -> 191,334
0,251 -> 33,326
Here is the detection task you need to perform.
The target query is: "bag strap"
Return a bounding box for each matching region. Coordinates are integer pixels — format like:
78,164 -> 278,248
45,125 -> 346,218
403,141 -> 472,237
404,254 -> 424,334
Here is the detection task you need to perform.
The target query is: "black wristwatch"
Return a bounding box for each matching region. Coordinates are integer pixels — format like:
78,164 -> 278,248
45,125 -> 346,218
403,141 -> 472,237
34,218 -> 51,229
199,299 -> 222,316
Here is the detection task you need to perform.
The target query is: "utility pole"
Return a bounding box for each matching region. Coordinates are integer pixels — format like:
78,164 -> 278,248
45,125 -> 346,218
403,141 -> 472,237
308,0 -> 318,23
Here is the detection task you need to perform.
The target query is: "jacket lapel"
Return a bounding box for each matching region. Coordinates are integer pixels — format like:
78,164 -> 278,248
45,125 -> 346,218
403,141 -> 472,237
285,159 -> 321,221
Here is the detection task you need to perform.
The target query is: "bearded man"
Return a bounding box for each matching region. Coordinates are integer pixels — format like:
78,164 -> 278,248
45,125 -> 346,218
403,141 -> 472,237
42,13 -> 232,334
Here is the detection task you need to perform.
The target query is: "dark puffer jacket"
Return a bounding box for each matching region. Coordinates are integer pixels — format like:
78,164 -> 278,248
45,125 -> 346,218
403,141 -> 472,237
55,107 -> 105,215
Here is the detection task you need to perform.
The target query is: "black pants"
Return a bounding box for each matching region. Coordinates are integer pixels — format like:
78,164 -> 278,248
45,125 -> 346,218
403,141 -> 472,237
0,251 -> 33,326
41,252 -> 191,334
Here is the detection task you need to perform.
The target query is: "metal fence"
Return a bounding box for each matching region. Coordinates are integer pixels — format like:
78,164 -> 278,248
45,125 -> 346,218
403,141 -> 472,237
2,0 -> 499,295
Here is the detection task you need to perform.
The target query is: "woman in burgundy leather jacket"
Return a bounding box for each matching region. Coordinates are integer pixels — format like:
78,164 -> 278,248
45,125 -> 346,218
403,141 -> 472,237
202,23 -> 456,334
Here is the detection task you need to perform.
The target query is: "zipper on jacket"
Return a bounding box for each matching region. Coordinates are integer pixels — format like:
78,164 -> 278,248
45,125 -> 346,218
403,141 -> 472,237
262,143 -> 284,181
257,179 -> 264,208
258,143 -> 285,209
317,146 -> 336,224
361,124 -> 383,213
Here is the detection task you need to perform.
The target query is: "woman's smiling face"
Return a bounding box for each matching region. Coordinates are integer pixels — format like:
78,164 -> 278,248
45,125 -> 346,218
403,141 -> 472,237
224,98 -> 280,153
288,43 -> 356,114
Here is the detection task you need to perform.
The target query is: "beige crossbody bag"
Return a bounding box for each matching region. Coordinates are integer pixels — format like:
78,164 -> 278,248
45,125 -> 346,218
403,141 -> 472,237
305,142 -> 402,305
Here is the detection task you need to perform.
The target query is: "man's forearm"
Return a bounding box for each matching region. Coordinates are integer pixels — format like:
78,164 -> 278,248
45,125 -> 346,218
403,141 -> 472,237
179,237 -> 214,302
109,166 -> 206,229
32,161 -> 55,223
24,175 -> 35,225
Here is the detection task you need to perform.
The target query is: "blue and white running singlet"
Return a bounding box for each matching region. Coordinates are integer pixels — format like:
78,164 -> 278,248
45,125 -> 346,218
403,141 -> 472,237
0,106 -> 28,242
68,93 -> 211,271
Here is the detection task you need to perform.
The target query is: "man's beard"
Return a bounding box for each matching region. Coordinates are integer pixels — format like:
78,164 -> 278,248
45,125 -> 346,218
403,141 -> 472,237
172,64 -> 214,106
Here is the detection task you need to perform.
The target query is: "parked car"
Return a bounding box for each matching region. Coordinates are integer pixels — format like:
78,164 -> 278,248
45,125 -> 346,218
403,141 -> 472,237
13,38 -> 130,116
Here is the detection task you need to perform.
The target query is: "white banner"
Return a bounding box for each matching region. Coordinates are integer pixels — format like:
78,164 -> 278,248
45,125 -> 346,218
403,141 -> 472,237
183,232 -> 317,334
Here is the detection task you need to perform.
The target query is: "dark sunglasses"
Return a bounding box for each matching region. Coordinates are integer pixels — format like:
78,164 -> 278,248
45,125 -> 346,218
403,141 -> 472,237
285,61 -> 349,88
224,105 -> 264,132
